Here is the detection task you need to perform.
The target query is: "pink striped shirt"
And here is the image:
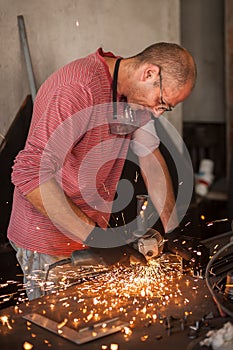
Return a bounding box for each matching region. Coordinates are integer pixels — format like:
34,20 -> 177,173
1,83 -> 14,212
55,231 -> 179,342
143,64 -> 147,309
8,49 -> 159,256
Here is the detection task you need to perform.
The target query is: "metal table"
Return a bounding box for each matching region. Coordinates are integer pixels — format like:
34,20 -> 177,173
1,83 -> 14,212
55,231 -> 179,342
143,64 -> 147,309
1,232 -> 233,350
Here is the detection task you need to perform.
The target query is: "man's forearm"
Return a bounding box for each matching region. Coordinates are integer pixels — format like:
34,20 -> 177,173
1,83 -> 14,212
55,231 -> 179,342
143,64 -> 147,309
26,178 -> 95,242
139,148 -> 179,233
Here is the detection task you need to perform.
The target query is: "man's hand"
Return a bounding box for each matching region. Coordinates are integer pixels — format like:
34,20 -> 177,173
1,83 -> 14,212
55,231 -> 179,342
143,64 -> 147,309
163,228 -> 210,270
83,225 -> 147,266
89,245 -> 147,266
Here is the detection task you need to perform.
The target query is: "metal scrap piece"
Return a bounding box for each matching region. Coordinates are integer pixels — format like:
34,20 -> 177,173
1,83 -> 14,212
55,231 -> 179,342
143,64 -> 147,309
23,313 -> 128,344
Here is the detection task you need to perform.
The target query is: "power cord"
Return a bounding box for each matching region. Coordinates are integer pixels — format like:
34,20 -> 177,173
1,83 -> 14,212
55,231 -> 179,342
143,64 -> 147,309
44,258 -> 71,284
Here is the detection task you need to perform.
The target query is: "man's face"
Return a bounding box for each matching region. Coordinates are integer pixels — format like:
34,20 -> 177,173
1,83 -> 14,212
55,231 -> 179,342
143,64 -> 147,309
125,68 -> 193,118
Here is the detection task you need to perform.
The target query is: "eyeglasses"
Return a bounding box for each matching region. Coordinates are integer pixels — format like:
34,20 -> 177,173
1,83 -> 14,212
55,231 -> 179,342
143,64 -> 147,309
157,72 -> 173,112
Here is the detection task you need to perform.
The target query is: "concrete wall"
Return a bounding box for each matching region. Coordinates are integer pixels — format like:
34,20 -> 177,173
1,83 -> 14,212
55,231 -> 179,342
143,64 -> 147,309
0,0 -> 181,138
181,0 -> 225,123
225,0 -> 233,171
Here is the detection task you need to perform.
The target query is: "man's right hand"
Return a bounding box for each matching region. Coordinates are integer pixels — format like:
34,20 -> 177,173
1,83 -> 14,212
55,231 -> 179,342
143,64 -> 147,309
83,225 -> 147,266
89,245 -> 147,266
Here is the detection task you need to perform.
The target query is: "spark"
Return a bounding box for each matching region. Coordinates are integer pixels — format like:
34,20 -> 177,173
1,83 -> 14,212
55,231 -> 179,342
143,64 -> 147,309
23,342 -> 33,350
134,171 -> 139,182
101,216 -> 112,228
0,252 -> 193,343
86,312 -> 94,322
123,326 -> 132,336
102,183 -> 110,195
49,304 -> 55,310
212,218 -> 229,223
140,334 -> 149,341
110,344 -> 118,350
121,212 -> 126,226
57,318 -> 68,329
0,315 -> 13,329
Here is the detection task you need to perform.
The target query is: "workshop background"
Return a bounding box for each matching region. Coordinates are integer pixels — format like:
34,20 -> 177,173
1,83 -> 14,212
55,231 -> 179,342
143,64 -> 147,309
1,0 -> 233,309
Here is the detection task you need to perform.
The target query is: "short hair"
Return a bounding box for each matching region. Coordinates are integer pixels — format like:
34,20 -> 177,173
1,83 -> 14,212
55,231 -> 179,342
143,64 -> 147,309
132,42 -> 197,90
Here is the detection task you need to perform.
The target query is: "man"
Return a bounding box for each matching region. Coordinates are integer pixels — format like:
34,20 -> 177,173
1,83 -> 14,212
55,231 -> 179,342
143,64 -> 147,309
7,42 -> 205,300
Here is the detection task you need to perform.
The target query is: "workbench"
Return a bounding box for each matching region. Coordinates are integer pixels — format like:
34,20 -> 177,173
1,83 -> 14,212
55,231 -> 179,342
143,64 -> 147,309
1,231 -> 233,350
0,266 -> 232,350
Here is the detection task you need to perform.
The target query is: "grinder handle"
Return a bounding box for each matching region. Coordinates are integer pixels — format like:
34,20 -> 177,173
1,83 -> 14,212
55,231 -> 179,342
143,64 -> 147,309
71,249 -> 106,267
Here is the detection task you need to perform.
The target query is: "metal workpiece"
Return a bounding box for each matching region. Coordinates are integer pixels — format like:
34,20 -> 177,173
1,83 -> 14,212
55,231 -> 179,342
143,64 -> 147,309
22,313 -> 128,345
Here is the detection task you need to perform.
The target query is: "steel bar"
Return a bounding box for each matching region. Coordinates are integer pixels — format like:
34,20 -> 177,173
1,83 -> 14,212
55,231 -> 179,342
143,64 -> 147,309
17,15 -> 37,102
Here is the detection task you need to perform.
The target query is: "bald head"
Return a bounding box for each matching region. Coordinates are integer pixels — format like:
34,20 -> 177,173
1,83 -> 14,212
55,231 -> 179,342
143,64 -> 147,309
130,42 -> 197,91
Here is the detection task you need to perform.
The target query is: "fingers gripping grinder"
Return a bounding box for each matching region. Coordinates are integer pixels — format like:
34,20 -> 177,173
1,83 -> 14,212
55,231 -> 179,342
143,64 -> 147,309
133,195 -> 164,260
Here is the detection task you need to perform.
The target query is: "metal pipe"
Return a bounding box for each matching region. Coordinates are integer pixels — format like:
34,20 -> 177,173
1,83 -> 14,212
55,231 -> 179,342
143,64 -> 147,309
17,15 -> 37,102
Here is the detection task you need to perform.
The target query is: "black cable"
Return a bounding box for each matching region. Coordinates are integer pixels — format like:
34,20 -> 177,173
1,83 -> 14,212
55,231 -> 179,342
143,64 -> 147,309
44,258 -> 71,284
112,58 -> 122,119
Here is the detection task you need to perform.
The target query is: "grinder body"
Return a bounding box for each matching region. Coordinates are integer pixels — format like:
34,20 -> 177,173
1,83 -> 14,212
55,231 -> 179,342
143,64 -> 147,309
71,229 -> 164,267
133,229 -> 164,260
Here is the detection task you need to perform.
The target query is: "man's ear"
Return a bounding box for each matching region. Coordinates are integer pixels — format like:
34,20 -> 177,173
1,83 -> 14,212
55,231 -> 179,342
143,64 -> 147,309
141,64 -> 160,82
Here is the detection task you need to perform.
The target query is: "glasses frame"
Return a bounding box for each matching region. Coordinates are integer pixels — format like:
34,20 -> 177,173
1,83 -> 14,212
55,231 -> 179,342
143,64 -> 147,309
158,72 -> 173,112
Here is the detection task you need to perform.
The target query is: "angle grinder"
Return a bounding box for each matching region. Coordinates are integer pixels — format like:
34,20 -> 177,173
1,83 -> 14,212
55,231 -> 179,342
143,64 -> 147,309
71,229 -> 164,267
132,228 -> 164,260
